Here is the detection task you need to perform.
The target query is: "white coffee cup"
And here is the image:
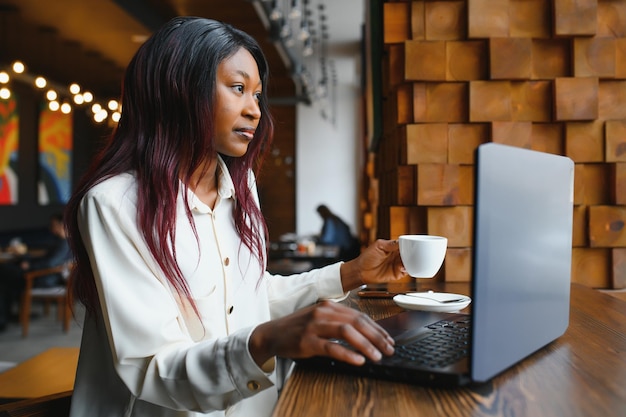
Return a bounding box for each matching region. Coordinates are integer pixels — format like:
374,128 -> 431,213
398,235 -> 447,278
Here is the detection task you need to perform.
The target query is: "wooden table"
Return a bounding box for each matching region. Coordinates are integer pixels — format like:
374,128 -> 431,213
272,283 -> 626,417
0,347 -> 79,400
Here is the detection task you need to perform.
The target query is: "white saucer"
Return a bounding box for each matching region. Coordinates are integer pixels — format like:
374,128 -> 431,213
393,291 -> 472,313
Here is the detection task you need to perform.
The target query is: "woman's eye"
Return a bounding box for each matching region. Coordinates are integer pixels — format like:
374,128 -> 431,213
233,85 -> 244,94
254,92 -> 262,101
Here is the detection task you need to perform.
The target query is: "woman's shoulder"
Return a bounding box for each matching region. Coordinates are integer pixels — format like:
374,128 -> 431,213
86,172 -> 138,203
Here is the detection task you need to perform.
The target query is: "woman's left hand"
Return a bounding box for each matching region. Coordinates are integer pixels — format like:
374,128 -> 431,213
340,239 -> 407,292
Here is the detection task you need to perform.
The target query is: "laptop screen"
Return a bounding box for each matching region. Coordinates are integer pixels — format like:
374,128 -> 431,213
471,143 -> 574,382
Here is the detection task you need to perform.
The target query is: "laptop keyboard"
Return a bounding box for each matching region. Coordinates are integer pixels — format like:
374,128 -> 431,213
392,317 -> 471,369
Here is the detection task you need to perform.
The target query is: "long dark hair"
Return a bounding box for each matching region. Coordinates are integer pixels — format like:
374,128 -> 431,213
65,17 -> 274,317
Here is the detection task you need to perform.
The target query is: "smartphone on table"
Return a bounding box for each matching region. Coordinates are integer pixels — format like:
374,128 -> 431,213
357,281 -> 420,298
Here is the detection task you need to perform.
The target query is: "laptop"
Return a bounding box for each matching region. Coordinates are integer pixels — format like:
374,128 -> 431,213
298,142 -> 575,387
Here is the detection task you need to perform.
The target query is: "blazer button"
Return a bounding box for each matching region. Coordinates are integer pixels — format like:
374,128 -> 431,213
247,380 -> 260,391
224,257 -> 230,266
228,305 -> 234,315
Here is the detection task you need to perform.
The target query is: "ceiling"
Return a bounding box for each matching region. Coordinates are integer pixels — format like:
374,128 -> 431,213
0,0 -> 364,102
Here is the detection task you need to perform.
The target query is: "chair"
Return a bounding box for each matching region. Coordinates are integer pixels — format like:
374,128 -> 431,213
19,264 -> 72,338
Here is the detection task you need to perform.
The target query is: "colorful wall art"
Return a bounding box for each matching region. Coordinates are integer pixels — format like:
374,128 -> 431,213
0,96 -> 19,205
38,104 -> 72,204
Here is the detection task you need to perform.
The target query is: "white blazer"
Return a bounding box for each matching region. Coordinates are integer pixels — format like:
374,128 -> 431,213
69,158 -> 346,417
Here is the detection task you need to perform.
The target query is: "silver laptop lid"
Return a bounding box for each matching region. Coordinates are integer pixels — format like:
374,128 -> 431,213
471,143 -> 574,382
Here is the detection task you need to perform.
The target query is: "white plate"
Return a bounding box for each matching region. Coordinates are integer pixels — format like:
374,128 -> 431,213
393,292 -> 471,313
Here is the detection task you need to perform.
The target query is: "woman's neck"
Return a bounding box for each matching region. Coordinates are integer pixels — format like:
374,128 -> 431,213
188,158 -> 219,209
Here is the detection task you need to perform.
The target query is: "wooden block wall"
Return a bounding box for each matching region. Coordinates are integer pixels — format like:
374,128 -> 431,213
375,0 -> 626,288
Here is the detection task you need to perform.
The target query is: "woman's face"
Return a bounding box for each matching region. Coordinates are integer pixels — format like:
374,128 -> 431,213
213,47 -> 262,158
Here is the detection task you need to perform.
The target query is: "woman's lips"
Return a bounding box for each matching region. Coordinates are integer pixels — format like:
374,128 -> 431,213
235,128 -> 255,140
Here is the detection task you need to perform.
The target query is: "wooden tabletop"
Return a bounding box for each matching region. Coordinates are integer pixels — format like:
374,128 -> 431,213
0,347 -> 79,400
272,282 -> 626,417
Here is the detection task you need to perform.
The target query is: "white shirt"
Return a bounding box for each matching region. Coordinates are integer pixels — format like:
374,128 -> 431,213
69,157 -> 346,417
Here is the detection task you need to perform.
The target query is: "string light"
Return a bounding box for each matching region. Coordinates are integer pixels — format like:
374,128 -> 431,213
0,59 -> 120,125
60,102 -> 72,114
35,76 -> 47,88
69,83 -> 80,94
12,61 -> 25,73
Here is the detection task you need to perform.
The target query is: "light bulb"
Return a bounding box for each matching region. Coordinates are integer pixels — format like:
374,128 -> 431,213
0,72 -> 9,84
35,77 -> 47,88
69,83 -> 81,94
0,87 -> 11,100
46,90 -> 58,101
12,61 -> 25,73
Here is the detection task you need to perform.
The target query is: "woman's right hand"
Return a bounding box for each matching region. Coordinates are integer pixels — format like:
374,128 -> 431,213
248,301 -> 395,368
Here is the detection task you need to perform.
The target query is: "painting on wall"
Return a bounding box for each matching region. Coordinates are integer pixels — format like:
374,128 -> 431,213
0,95 -> 19,205
38,104 -> 72,205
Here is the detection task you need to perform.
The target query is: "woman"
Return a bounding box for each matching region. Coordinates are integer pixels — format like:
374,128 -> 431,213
65,17 -> 405,417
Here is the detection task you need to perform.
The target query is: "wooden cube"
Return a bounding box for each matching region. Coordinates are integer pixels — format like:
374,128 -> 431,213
394,165 -> 418,206
564,121 -> 605,162
573,37 -> 615,78
490,38 -> 532,80
469,81 -> 512,122
612,248 -> 626,289
446,41 -> 488,81
468,0 -> 509,38
417,164 -> 473,206
403,123 -> 448,164
396,83 -> 413,124
531,123 -> 564,155
412,83 -> 428,123
573,163 -> 612,205
571,248 -> 611,288
554,0 -> 597,36
572,205 -> 588,247
384,2 -> 411,44
616,39 -> 626,78
444,247 -> 472,282
425,1 -> 466,41
491,121 -> 532,149
605,120 -> 626,162
388,206 -> 428,239
510,0 -> 551,38
405,40 -> 447,81
413,82 -> 468,122
427,206 -> 473,247
597,0 -> 626,37
386,44 -> 405,88
411,1 -> 426,40
554,77 -> 599,121
448,123 -> 489,164
589,205 -> 626,247
511,81 -> 552,122
599,81 -> 626,121
613,163 -> 626,205
573,164 -> 584,205
532,39 -> 571,79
